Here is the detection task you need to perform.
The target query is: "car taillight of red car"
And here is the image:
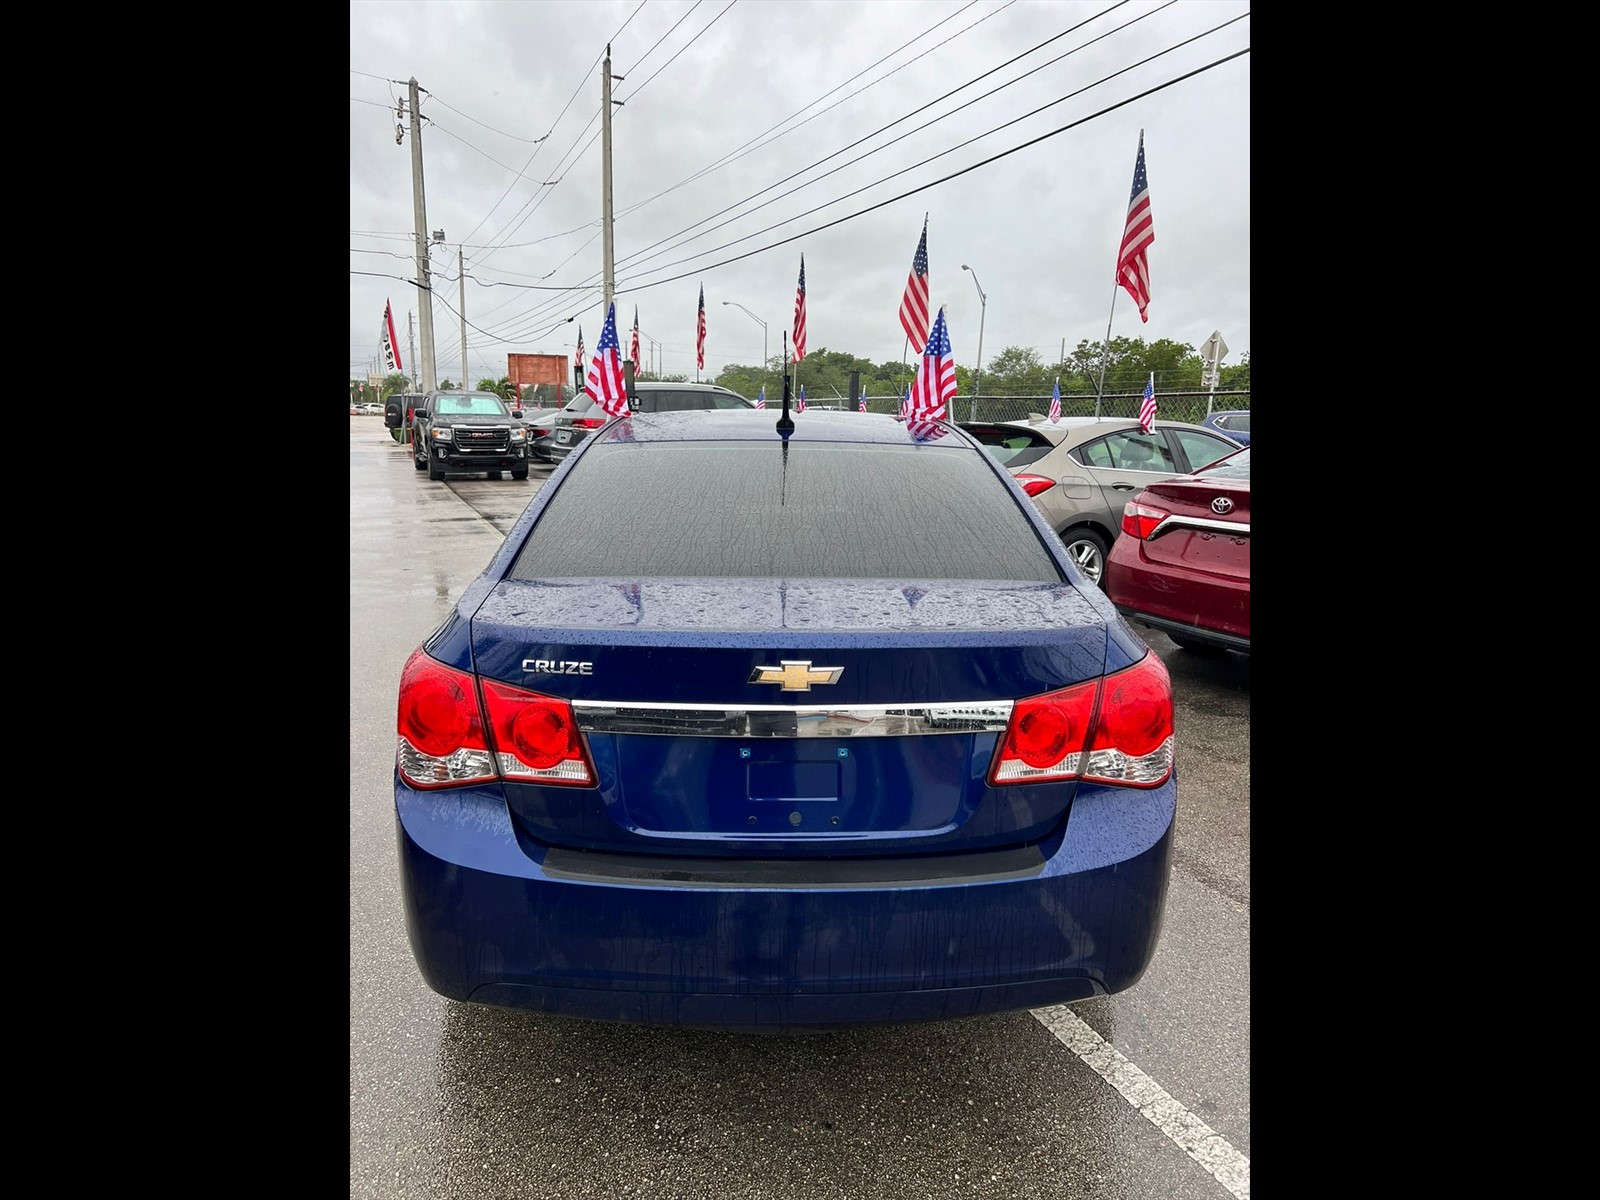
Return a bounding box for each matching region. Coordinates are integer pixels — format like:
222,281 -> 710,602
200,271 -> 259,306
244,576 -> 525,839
1120,500 -> 1169,540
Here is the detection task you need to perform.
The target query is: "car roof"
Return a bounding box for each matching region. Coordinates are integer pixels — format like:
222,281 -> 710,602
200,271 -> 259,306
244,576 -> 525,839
582,409 -> 970,447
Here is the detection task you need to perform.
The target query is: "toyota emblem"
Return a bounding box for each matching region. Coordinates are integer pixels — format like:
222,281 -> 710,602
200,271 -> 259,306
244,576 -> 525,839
1211,496 -> 1234,515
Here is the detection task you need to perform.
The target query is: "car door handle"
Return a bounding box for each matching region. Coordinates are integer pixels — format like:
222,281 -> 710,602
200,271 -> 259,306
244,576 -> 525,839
1113,483 -> 1137,491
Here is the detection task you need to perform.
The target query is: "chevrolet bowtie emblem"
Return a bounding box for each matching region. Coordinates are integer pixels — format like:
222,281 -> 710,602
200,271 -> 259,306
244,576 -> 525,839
749,660 -> 844,691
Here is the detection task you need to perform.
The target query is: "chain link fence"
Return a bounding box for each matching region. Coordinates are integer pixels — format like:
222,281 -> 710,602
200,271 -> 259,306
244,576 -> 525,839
855,389 -> 1251,424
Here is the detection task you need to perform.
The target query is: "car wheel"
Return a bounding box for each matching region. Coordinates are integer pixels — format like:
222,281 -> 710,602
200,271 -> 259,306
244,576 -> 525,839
428,456 -> 445,482
1168,633 -> 1228,656
511,465 -> 529,480
1059,528 -> 1109,587
413,442 -> 427,471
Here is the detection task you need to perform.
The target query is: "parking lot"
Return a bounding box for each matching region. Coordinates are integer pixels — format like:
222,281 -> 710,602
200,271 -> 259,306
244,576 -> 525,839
349,417 -> 1249,1199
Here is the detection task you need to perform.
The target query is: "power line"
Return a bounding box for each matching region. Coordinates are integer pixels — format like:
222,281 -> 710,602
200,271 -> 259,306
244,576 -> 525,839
484,17 -> 1243,337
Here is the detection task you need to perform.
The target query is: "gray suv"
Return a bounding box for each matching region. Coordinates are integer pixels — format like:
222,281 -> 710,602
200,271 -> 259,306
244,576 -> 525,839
539,382 -> 754,463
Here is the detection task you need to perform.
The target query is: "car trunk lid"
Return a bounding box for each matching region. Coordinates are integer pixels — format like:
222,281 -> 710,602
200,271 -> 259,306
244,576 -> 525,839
469,577 -> 1113,858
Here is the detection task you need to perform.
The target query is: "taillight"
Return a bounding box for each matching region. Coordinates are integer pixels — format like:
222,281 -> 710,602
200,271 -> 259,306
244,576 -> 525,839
396,649 -> 596,789
1014,473 -> 1056,497
578,417 -> 606,429
989,652 -> 1173,788
1121,500 -> 1168,539
480,680 -> 596,786
396,649 -> 496,788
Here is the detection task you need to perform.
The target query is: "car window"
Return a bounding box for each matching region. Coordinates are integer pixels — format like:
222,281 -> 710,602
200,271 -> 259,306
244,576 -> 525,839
1168,429 -> 1239,473
1072,432 -> 1176,473
1217,412 -> 1249,432
632,389 -> 752,412
964,424 -> 1054,469
1197,446 -> 1250,479
509,441 -> 1065,582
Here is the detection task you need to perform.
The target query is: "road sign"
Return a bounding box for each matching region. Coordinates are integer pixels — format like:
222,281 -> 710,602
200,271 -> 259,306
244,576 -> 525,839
1200,331 -> 1228,364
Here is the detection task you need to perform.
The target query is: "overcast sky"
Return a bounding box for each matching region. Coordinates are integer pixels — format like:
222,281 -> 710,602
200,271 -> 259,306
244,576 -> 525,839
350,0 -> 1249,391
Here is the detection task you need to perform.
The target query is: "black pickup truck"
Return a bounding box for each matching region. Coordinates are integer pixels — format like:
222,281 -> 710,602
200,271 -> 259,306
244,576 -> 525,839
397,390 -> 531,481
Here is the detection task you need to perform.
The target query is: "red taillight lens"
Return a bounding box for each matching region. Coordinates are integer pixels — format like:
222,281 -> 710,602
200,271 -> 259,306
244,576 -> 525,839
1120,500 -> 1168,539
396,648 -> 496,788
480,680 -> 596,787
579,417 -> 606,428
989,653 -> 1174,788
990,681 -> 1097,783
1015,473 -> 1056,497
1086,652 -> 1173,769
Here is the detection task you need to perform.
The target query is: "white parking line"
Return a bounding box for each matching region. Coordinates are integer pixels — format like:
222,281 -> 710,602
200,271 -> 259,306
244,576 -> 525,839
1032,1006 -> 1250,1200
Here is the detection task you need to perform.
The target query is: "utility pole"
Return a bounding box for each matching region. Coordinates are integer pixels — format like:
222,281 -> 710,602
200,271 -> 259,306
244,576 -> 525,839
408,312 -> 418,390
459,246 -> 468,391
602,46 -> 623,311
404,78 -> 438,390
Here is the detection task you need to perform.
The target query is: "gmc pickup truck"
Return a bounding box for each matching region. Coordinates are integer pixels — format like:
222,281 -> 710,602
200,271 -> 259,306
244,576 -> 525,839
406,390 -> 531,481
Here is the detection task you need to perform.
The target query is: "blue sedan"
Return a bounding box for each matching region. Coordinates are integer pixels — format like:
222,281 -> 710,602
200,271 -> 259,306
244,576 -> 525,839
1198,409 -> 1250,445
394,407 -> 1176,1031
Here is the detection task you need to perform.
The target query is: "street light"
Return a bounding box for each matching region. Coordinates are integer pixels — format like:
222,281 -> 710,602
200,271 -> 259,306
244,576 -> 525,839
961,264 -> 986,422
721,301 -> 768,375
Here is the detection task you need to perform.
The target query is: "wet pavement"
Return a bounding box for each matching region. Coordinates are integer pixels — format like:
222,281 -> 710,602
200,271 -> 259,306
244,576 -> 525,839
350,417 -> 1250,1199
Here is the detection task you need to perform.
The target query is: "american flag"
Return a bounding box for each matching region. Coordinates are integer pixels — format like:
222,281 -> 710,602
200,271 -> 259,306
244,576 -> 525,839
696,285 -> 706,371
858,386 -> 867,413
899,384 -> 910,419
797,384 -> 806,413
630,307 -> 642,376
583,302 -> 630,418
1138,372 -> 1157,433
574,326 -> 585,368
755,384 -> 766,410
792,256 -> 807,362
1116,132 -> 1155,323
1049,377 -> 1062,423
907,306 -> 957,422
899,218 -> 930,353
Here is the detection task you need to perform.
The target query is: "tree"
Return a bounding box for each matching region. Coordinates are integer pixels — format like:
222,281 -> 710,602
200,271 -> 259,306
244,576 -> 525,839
438,379 -> 456,390
476,375 -> 515,399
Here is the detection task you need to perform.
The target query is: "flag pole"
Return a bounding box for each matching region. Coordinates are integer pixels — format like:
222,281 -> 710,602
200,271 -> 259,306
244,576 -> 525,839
1092,282 -> 1119,419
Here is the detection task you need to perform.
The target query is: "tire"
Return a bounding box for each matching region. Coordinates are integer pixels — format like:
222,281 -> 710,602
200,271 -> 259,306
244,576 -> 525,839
428,456 -> 445,482
511,466 -> 529,480
1059,528 -> 1109,588
1169,633 -> 1228,657
413,437 -> 427,471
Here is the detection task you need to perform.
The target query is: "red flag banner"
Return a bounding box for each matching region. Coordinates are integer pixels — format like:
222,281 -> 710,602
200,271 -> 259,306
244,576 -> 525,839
380,300 -> 403,374
631,307 -> 642,375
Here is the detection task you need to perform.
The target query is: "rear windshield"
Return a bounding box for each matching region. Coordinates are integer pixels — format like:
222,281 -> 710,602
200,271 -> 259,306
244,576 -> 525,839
963,424 -> 1054,469
510,441 -> 1064,582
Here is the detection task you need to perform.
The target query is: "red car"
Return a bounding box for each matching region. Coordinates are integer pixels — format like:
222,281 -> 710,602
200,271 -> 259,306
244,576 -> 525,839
1103,446 -> 1250,655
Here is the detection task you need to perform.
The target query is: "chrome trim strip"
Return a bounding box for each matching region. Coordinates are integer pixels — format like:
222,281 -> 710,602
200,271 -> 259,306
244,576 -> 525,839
570,700 -> 1014,738
1149,514 -> 1250,538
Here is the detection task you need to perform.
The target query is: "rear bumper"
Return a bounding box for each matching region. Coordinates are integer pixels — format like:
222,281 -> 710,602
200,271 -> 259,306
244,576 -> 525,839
1104,540 -> 1249,646
395,777 -> 1175,1030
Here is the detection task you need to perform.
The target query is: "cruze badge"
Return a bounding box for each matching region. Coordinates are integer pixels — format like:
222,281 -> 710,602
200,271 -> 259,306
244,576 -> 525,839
523,659 -> 594,675
749,660 -> 844,691
1211,496 -> 1234,515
